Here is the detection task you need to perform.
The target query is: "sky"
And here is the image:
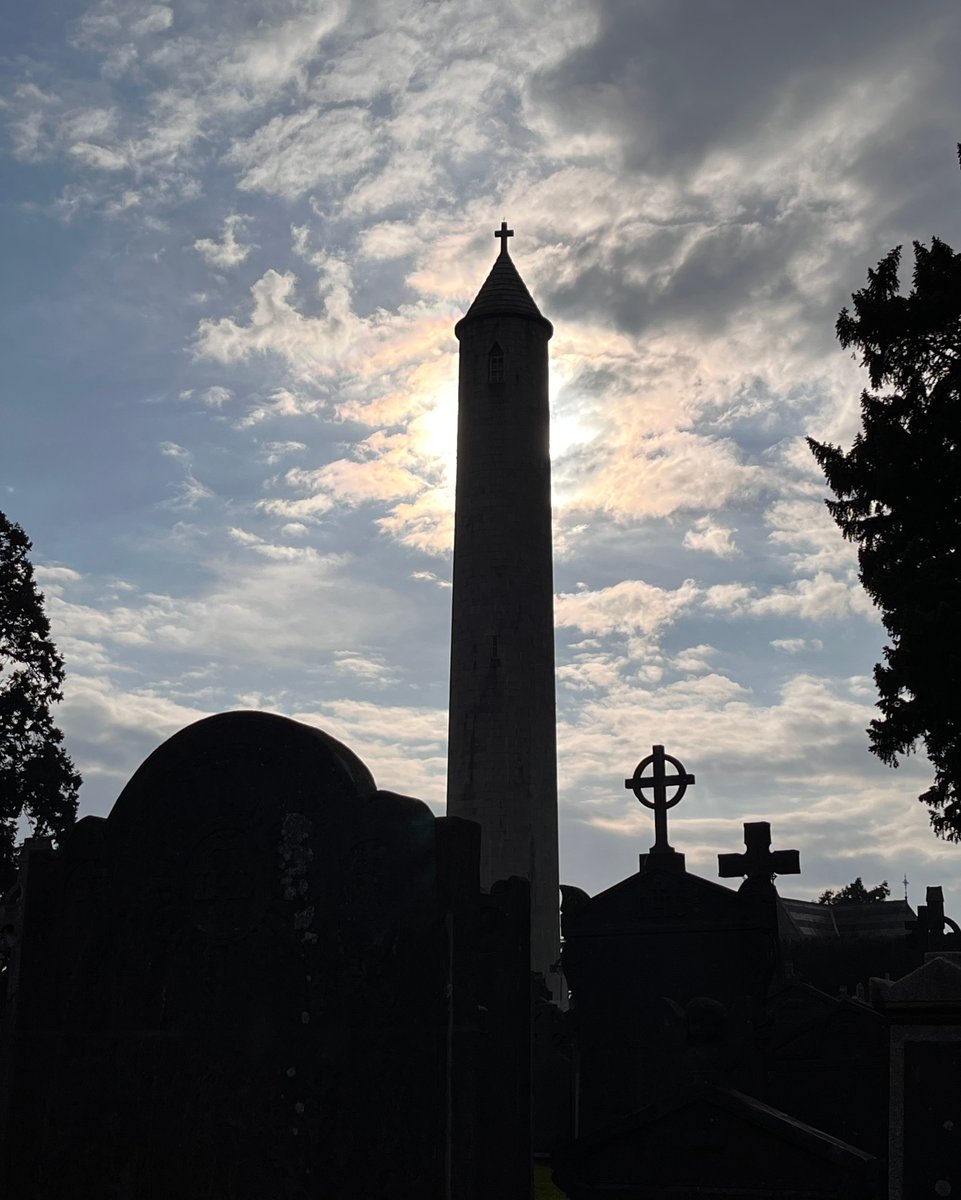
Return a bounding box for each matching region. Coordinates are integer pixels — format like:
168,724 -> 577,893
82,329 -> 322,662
3,0 -> 961,916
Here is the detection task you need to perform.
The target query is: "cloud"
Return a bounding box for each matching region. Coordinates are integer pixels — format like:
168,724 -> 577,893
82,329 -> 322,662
750,571 -> 876,622
43,544 -> 416,671
258,492 -> 335,521
191,249 -> 460,554
34,565 -> 84,589
561,427 -> 767,522
261,441 -> 307,465
68,141 -> 128,171
194,266 -> 450,393
131,5 -> 174,37
293,458 -> 423,505
411,570 -> 451,589
554,658 -> 945,895
236,387 -> 329,427
227,106 -> 381,199
375,486 -> 454,556
293,697 -> 448,809
220,3 -> 347,93
272,430 -> 436,518
194,215 -> 254,269
5,83 -> 59,161
59,672 -> 212,811
358,221 -> 424,262
702,584 -> 754,614
168,472 -> 215,510
683,517 -> 739,558
556,579 -> 700,639
7,0 -> 961,918
672,644 -> 717,674
765,497 -> 856,574
330,650 -> 398,688
529,1 -> 954,174
771,638 -> 824,654
200,385 -> 233,407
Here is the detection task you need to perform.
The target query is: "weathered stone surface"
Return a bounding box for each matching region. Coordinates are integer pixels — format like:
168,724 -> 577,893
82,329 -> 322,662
447,230 -> 560,979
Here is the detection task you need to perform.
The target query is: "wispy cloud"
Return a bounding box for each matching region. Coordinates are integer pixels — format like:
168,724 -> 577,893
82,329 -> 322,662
194,215 -> 254,269
5,0 -> 961,913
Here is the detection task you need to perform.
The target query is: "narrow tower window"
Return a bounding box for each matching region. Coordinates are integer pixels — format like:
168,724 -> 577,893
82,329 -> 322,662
488,343 -> 505,384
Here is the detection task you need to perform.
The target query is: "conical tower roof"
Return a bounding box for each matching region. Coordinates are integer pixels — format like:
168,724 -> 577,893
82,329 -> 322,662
455,222 -> 553,338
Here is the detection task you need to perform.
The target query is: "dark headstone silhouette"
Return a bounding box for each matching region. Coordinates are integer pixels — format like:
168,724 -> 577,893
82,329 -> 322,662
552,1085 -> 878,1200
533,969 -> 573,1153
4,717 -> 960,1199
557,748 -> 885,1198
871,952 -> 961,1200
760,979 -> 889,1156
563,751 -> 783,1137
0,712 -> 522,1200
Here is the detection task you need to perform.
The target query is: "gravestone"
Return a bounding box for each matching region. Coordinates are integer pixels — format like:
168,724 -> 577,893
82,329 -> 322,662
552,1084 -> 878,1199
871,952 -> 961,1200
563,752 -> 791,1137
760,979 -> 889,1156
475,878 -> 533,1197
0,711 -> 492,1200
557,749 -> 883,1198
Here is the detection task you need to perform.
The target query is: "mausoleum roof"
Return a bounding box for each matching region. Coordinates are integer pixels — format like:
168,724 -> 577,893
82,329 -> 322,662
778,897 -> 915,941
455,235 -> 553,337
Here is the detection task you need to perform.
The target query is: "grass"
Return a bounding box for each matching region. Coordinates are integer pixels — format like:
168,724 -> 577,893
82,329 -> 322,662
533,1162 -> 569,1198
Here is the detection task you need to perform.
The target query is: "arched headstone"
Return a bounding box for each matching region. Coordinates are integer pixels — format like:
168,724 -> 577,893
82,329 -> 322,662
1,712 -> 476,1199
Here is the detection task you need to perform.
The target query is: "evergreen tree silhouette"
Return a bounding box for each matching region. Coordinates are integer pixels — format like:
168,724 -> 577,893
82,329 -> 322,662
0,510 -> 80,890
809,150 -> 961,839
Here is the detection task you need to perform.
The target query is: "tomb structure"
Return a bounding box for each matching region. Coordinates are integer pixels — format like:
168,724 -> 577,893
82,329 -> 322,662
556,746 -> 887,1199
0,712 -> 531,1200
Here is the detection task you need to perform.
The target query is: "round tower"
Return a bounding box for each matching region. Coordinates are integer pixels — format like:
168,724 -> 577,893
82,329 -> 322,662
447,223 -> 559,978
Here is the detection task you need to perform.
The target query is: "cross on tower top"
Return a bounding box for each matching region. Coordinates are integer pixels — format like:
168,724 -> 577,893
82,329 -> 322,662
494,220 -> 514,255
718,821 -> 800,894
625,745 -> 694,862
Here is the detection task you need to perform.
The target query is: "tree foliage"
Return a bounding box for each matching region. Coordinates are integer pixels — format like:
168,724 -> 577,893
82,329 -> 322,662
0,511 -> 80,891
808,199 -> 961,841
817,877 -> 891,906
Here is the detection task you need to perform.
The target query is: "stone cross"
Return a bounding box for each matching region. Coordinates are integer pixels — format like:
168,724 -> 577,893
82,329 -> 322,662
625,745 -> 694,856
494,220 -> 514,253
717,822 -> 800,890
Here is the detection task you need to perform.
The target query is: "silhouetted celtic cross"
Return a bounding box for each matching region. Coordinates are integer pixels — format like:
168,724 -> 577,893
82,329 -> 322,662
625,745 -> 695,855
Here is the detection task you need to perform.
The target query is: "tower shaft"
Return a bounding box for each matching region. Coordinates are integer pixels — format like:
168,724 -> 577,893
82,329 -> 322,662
447,238 -> 559,976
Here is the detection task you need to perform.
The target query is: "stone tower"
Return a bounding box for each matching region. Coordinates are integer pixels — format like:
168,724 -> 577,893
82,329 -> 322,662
447,222 -> 559,978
